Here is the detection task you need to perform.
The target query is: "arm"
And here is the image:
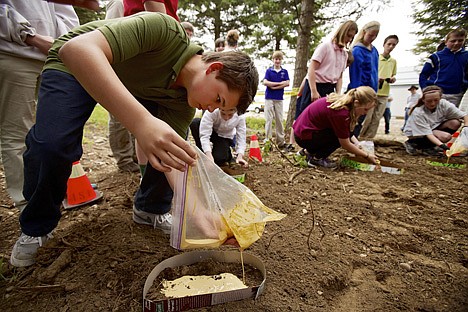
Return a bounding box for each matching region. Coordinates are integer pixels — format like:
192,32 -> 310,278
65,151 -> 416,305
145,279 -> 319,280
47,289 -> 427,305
419,58 -> 435,89
263,79 -> 283,89
348,50 -> 363,89
426,134 -> 445,147
235,118 -> 248,168
59,30 -> 196,172
0,4 -> 35,45
389,60 -> 397,83
308,60 -> 322,101
339,137 -> 379,164
25,34 -> 54,55
264,80 -> 289,90
335,75 -> 343,94
199,114 -> 215,162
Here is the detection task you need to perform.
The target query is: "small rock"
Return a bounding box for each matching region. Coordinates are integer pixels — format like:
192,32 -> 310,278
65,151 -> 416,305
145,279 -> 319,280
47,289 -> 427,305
370,246 -> 385,253
302,209 -> 308,214
399,262 -> 412,271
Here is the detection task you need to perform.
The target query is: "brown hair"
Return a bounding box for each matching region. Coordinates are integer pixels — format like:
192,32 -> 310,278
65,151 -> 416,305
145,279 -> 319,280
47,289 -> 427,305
409,85 -> 443,115
214,37 -> 225,50
333,20 -> 358,48
327,86 -> 377,127
226,29 -> 240,48
201,51 -> 258,114
445,28 -> 467,42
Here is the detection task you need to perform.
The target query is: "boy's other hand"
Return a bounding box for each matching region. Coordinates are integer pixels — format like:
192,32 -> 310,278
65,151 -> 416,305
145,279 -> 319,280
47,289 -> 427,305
136,118 -> 197,172
43,0 -> 100,10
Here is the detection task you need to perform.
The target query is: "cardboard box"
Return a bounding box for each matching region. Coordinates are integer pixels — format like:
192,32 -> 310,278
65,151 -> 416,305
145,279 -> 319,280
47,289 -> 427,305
143,250 -> 266,312
340,156 -> 403,175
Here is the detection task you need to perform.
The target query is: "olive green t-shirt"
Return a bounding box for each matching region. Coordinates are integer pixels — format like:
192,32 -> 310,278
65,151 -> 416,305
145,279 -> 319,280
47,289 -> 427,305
44,12 -> 203,137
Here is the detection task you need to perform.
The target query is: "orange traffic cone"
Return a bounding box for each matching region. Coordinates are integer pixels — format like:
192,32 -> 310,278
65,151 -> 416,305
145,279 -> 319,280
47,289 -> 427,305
63,161 -> 102,209
249,134 -> 263,162
446,130 -> 461,157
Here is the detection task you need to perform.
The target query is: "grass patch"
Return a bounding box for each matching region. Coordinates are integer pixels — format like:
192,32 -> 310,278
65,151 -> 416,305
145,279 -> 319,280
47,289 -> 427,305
246,116 -> 265,132
87,104 -> 108,128
83,104 -> 108,145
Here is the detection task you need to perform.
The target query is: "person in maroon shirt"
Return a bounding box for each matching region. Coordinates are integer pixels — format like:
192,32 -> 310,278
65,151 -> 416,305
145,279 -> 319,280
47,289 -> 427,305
123,0 -> 179,20
293,86 -> 379,168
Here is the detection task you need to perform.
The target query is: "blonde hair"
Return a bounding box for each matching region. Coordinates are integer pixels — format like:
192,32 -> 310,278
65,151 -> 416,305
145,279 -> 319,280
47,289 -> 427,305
327,86 -> 377,127
272,50 -> 284,60
226,29 -> 240,48
352,21 -> 380,47
333,20 -> 358,48
409,85 -> 443,115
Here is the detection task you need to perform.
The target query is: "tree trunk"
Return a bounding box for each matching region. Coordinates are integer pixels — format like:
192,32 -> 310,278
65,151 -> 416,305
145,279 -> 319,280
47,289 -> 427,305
285,0 -> 315,138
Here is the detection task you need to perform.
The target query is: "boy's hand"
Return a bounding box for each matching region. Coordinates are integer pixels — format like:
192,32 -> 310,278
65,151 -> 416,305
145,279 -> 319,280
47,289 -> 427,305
135,117 -> 197,172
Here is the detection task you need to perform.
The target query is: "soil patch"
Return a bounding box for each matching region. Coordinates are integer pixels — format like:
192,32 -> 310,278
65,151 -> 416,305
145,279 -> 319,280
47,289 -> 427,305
1,123 -> 468,312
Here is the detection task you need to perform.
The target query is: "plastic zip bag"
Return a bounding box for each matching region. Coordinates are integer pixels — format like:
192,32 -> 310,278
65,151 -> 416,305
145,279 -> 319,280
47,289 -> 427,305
446,127 -> 468,157
170,146 -> 286,250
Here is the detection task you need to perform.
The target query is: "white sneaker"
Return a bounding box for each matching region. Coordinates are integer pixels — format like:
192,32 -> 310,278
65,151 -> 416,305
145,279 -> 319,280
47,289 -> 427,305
132,205 -> 172,234
10,232 -> 53,267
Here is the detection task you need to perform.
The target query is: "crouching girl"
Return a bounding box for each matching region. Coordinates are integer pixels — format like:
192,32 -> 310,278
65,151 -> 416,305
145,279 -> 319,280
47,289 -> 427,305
293,86 -> 379,168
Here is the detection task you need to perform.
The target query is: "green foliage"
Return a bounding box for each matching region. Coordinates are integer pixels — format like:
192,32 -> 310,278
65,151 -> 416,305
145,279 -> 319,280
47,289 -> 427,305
245,116 -> 265,131
178,0 -> 261,52
83,104 -> 108,145
293,153 -> 308,168
262,139 -> 272,155
74,5 -> 105,24
412,0 -> 468,56
88,104 -> 109,128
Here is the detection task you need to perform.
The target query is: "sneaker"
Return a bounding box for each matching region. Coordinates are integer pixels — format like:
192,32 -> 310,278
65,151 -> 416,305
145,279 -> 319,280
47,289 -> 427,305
132,205 -> 172,234
404,141 -> 418,156
308,157 -> 337,168
285,144 -> 295,152
296,148 -> 306,157
10,232 -> 53,267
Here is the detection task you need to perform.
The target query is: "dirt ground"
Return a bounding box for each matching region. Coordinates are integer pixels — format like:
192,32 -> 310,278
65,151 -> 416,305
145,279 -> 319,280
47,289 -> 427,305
1,118 -> 468,312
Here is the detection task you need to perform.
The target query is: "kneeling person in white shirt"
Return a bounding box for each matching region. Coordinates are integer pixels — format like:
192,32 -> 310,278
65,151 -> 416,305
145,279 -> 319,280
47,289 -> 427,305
190,108 -> 249,167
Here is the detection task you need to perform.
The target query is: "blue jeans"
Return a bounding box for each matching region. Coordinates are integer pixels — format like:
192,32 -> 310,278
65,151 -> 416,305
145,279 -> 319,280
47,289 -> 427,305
20,70 -> 171,237
383,107 -> 391,134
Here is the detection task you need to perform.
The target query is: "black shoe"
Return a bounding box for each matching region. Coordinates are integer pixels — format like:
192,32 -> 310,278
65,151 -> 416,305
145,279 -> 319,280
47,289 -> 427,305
404,141 -> 418,155
421,147 -> 444,156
